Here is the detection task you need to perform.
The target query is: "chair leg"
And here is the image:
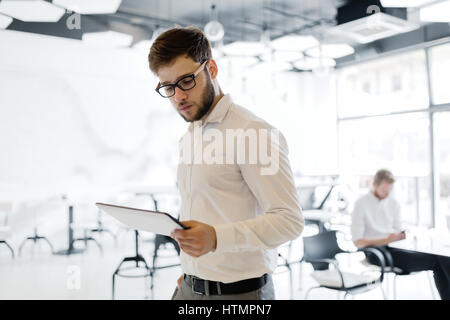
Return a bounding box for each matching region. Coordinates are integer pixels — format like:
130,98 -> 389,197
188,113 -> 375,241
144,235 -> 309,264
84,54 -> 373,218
41,236 -> 55,254
393,274 -> 398,300
426,271 -> 436,300
304,286 -> 320,300
1,241 -> 15,258
112,273 -> 116,300
380,284 -> 387,300
385,272 -> 390,300
298,260 -> 304,291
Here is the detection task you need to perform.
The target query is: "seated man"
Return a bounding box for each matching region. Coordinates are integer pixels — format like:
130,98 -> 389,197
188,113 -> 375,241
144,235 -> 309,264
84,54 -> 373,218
351,169 -> 450,300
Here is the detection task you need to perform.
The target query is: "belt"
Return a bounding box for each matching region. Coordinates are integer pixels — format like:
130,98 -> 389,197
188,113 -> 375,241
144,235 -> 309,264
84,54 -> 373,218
183,274 -> 268,296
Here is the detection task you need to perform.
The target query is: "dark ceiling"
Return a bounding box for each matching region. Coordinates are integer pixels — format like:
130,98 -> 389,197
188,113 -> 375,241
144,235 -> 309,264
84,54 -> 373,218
6,0 -> 345,44
4,0 -> 450,65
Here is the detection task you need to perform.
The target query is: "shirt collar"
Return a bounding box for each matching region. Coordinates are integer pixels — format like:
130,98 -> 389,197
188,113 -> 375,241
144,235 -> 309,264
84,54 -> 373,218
188,94 -> 232,131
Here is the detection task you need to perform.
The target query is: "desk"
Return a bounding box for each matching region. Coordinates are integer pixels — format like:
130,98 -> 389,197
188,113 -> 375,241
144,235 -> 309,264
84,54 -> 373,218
54,187 -> 120,256
388,229 -> 450,258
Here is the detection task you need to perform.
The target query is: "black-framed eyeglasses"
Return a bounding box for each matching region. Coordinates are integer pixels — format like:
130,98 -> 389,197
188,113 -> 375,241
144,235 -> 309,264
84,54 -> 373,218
155,60 -> 208,98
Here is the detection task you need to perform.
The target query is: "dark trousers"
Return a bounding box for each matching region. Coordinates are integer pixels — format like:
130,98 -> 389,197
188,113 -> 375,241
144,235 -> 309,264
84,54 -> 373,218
366,246 -> 450,300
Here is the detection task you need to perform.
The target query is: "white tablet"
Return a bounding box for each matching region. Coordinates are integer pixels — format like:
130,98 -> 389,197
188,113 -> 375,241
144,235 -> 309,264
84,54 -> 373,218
95,202 -> 187,236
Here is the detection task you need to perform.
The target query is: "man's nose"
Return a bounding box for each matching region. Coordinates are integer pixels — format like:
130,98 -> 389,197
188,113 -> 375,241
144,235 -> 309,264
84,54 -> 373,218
173,86 -> 188,102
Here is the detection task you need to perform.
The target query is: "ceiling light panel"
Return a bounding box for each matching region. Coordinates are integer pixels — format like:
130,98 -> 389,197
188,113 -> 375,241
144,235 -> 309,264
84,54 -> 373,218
294,57 -> 336,70
261,51 -> 304,63
305,44 -> 355,59
222,41 -> 271,57
0,0 -> 65,22
270,35 -> 319,52
53,0 -> 122,14
82,31 -> 133,48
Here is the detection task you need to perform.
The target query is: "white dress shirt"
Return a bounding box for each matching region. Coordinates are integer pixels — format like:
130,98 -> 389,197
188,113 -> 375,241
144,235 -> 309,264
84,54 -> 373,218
176,94 -> 304,283
351,191 -> 402,241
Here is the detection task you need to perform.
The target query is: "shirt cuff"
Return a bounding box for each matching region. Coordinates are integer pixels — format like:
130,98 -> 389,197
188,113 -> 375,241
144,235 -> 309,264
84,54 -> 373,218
213,223 -> 236,253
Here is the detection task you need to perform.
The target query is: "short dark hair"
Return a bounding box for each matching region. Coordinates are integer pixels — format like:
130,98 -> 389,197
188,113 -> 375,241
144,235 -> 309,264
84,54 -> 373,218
374,169 -> 395,186
148,26 -> 212,74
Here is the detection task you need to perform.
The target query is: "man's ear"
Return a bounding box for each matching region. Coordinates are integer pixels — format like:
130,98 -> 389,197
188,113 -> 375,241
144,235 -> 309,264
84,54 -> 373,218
207,59 -> 219,80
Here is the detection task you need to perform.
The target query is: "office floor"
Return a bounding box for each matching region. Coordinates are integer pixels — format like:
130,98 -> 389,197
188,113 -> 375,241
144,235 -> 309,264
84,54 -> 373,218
0,226 -> 439,300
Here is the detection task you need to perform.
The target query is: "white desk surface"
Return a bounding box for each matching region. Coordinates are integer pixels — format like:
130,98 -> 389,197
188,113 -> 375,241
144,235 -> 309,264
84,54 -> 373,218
388,229 -> 450,258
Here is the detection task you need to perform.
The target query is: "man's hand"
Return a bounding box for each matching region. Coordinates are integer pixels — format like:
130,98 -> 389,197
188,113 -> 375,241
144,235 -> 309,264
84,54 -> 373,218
171,220 -> 217,258
387,232 -> 406,243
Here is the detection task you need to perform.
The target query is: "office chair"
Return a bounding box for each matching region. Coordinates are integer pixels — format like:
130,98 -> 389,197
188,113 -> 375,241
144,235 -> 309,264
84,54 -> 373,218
360,248 -> 436,299
303,230 -> 386,299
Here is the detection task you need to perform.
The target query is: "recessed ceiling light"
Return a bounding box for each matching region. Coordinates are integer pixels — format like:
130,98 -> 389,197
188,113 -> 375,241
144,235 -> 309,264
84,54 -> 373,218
52,0 -> 122,14
218,56 -> 260,69
270,35 -> 319,52
0,13 -> 13,29
250,61 -> 292,73
327,12 -> 419,44
293,57 -> 336,70
82,31 -> 133,48
260,51 -> 304,63
420,0 -> 450,22
0,0 -> 65,22
305,44 -> 355,59
222,41 -> 271,57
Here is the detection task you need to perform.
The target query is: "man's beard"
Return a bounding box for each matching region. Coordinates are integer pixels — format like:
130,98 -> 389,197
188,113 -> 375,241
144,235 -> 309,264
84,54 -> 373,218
180,75 -> 215,122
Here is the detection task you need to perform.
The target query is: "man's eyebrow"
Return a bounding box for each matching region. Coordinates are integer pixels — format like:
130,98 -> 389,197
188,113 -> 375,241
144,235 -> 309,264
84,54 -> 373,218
160,73 -> 191,85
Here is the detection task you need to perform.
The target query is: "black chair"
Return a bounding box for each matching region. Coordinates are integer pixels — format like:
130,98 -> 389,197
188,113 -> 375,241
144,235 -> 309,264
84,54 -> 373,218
112,230 -> 153,300
361,246 -> 436,299
303,230 -> 386,299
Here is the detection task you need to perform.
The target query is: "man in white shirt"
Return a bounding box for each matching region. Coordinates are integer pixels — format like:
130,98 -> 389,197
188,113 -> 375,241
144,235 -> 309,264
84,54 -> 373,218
148,26 -> 304,300
352,169 -> 450,299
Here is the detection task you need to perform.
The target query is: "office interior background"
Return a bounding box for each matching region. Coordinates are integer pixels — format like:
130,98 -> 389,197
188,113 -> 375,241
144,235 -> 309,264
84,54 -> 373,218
0,0 -> 450,300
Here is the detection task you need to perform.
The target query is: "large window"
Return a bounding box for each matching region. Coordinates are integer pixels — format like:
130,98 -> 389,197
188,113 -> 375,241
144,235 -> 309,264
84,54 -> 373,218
429,43 -> 450,105
433,112 -> 450,230
337,50 -> 429,118
338,113 -> 431,225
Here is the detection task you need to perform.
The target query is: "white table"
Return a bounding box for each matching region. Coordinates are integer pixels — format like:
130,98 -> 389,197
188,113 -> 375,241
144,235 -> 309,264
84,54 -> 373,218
388,229 -> 450,258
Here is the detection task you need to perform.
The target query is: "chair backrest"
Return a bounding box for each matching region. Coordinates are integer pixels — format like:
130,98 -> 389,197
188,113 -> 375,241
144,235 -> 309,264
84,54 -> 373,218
303,230 -> 344,261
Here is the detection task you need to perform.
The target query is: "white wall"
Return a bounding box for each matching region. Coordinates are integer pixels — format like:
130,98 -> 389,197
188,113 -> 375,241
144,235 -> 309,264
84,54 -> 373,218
0,30 -> 187,196
0,30 -> 338,206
